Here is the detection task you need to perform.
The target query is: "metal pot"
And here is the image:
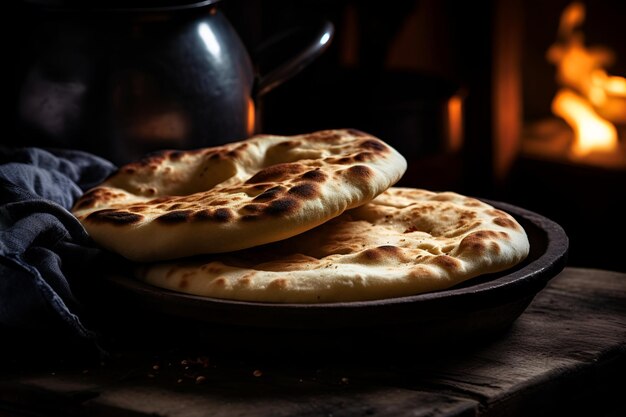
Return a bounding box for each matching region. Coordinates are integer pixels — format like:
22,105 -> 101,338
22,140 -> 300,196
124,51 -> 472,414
13,0 -> 334,164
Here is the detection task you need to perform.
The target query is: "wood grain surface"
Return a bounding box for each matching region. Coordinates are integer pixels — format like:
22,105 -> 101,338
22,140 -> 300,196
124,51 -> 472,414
1,267 -> 625,417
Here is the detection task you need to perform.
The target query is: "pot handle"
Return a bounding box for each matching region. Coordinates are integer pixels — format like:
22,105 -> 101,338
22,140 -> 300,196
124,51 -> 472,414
253,20 -> 334,98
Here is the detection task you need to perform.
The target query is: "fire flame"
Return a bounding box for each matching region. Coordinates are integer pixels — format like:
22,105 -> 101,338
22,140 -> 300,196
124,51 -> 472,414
547,2 -> 625,157
552,89 -> 617,155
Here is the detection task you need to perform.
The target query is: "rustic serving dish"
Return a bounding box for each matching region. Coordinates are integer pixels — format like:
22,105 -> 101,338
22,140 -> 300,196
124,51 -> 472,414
95,200 -> 568,357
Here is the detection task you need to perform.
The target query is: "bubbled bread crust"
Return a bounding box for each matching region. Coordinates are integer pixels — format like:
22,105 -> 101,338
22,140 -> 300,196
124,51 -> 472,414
137,188 -> 530,303
72,129 -> 407,261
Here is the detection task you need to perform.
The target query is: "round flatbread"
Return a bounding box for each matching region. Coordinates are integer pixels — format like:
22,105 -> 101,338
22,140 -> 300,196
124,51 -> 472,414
72,129 -> 407,262
136,188 -> 530,303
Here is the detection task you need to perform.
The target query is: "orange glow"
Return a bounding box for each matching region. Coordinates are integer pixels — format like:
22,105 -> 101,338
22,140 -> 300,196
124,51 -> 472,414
547,2 -> 624,155
552,89 -> 617,156
589,70 -> 626,124
247,97 -> 256,136
447,95 -> 463,152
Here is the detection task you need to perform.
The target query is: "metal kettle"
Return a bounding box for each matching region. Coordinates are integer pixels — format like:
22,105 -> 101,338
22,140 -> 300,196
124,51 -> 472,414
13,0 -> 334,164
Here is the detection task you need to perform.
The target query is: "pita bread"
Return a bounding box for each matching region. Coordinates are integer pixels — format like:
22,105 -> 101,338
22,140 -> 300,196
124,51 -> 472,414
136,188 -> 530,303
72,129 -> 406,262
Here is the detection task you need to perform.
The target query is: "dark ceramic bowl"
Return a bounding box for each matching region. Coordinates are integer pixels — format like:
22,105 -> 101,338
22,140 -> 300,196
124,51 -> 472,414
97,200 -> 568,358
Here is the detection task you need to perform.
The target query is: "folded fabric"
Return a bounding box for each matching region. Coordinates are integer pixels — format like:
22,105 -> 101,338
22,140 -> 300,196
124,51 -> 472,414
0,146 -> 117,359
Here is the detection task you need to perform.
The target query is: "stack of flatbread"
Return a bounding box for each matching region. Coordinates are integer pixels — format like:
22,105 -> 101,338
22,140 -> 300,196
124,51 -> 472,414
72,129 -> 529,303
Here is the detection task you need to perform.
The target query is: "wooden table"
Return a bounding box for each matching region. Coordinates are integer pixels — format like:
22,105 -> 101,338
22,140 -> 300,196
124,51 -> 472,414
1,267 -> 625,417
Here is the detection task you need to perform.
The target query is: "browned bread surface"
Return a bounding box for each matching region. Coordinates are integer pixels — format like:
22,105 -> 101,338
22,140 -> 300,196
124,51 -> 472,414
72,129 -> 407,261
137,188 -> 530,303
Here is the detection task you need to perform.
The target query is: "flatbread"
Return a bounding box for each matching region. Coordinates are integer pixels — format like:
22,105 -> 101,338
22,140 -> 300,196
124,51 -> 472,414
136,188 -> 530,303
72,129 -> 407,262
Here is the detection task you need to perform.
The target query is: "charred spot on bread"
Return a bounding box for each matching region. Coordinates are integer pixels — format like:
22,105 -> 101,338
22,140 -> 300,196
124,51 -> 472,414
157,210 -> 194,223
493,216 -> 520,230
208,199 -> 228,206
377,245 -> 404,255
74,188 -> 125,210
268,278 -> 288,289
252,185 -> 287,202
200,262 -> 224,274
238,274 -> 254,286
194,208 -> 234,222
308,131 -> 343,143
300,169 -> 327,182
344,165 -> 374,180
354,152 -> 375,162
246,163 -> 305,184
360,139 -> 388,153
457,210 -> 478,223
358,249 -> 380,262
193,209 -> 212,220
128,205 -> 149,213
86,209 -> 143,225
265,198 -> 300,216
489,241 -> 502,255
429,255 -> 462,271
242,203 -> 264,213
288,183 -> 319,199
359,245 -> 407,263
212,277 -> 227,287
208,151 -> 224,161
457,230 -> 503,256
464,199 -> 484,207
168,150 -> 185,161
214,208 -> 234,222
408,265 -> 431,278
226,149 -> 242,158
